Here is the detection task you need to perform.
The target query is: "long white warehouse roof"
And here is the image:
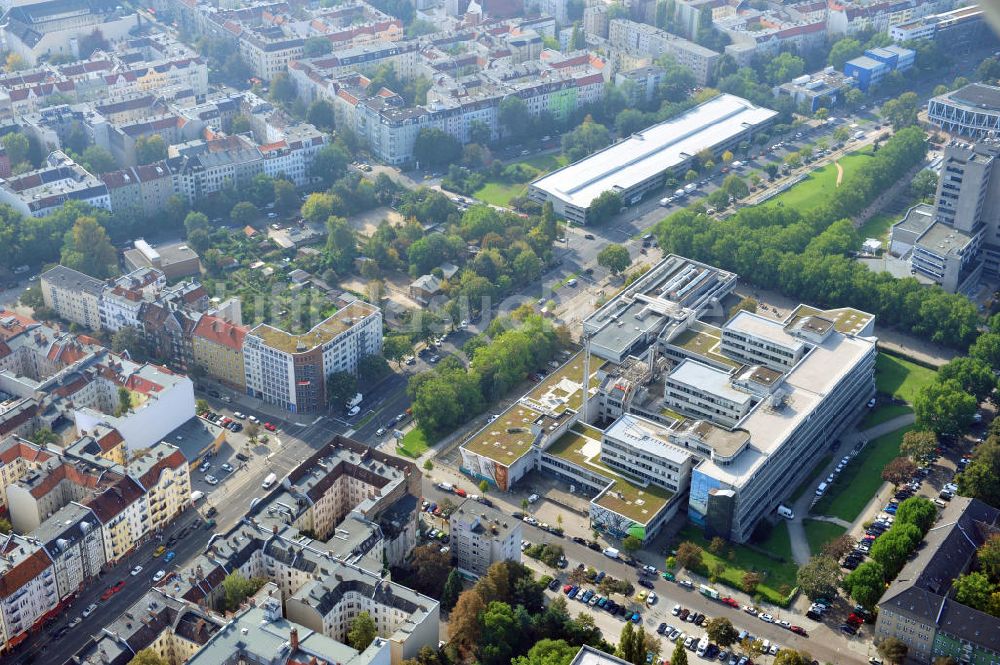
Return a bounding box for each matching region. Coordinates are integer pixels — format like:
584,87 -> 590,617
531,93 -> 777,210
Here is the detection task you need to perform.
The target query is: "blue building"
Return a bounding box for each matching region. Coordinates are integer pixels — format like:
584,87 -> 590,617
844,45 -> 915,92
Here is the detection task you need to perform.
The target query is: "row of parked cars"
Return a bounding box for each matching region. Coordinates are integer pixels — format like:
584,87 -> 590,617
561,583 -> 642,623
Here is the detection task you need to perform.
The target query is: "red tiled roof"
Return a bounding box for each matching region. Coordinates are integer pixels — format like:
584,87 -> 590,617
137,449 -> 186,490
192,315 -> 247,351
0,544 -> 52,600
0,310 -> 37,341
86,476 -> 144,524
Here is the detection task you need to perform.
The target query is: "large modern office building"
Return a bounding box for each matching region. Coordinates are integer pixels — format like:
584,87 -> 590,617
460,255 -> 877,543
528,94 -> 777,224
928,83 -> 1000,138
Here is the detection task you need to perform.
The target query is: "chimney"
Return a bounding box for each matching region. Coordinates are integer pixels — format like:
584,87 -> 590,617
290,627 -> 299,651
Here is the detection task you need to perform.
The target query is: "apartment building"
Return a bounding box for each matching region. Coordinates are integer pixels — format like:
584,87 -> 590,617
449,499 -> 521,578
827,0 -> 957,35
239,30 -> 304,81
3,0 -> 139,66
39,265 -> 104,330
875,497 -> 1000,664
86,475 -> 150,563
608,19 -> 720,85
191,315 -> 248,392
243,302 -> 383,413
0,150 -> 110,218
890,3 -> 988,46
33,502 -> 106,603
0,534 -> 58,654
131,444 -> 191,534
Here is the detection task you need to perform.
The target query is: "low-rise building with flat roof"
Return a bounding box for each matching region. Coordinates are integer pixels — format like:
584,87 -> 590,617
123,239 -> 202,280
528,94 -> 776,224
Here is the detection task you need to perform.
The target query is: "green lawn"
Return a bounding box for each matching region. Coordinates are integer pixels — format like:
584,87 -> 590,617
767,152 -> 873,213
858,213 -> 897,243
803,519 -> 847,557
876,353 -> 937,404
811,425 -> 916,522
474,182 -> 526,207
473,153 -> 568,207
861,403 -> 913,429
789,454 -> 833,504
397,428 -> 431,458
675,524 -> 798,606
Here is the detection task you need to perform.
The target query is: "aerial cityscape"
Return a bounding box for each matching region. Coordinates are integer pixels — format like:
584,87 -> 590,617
0,0 -> 998,664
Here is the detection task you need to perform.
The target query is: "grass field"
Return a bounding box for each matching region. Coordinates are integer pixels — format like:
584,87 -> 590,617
767,152 -> 873,213
803,519 -> 847,556
473,153 -> 568,207
811,425 -> 916,522
675,524 -> 798,606
397,428 -> 431,458
861,403 -> 913,429
876,353 -> 937,404
858,213 -> 898,243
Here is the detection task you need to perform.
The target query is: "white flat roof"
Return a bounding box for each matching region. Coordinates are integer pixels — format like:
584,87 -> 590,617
669,359 -> 751,406
725,310 -> 804,354
531,93 -> 777,210
604,414 -> 693,465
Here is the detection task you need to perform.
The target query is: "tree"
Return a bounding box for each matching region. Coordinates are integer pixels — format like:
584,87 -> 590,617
622,535 -> 642,552
1,133 -> 29,168
705,616 -> 739,647
938,356 -> 996,402
911,169 -> 938,201
828,38 -> 863,69
348,611 -> 377,651
870,523 -> 922,578
184,211 -> 211,235
764,52 -> 805,85
895,496 -> 936,533
977,534 -> 1000,582
309,143 -> 350,185
562,116 -> 611,162
513,639 -> 578,665
326,371 -> 358,407
499,96 -> 530,140
383,335 -> 412,367
821,534 -> 857,561
671,638 -> 689,665
302,192 -> 337,225
273,179 -> 299,214
135,135 -> 167,165
245,421 -> 259,443
722,174 -> 749,200
954,571 -> 995,611
112,326 -> 141,355
881,92 -> 920,130
842,560 -> 886,609
478,601 -> 522,665
61,216 -> 116,278
130,648 -> 169,665
325,215 -> 357,273
270,72 -> 296,103
5,53 -> 27,73
588,190 -> 622,225
882,456 -> 917,486
773,651 -> 810,665
900,430 -> 937,461
741,571 -> 762,594
79,145 -> 117,174
31,428 -> 59,446
442,569 -> 463,611
797,555 -> 842,600
958,439 -> 1000,508
414,128 -> 462,169
230,201 -> 258,226
570,21 -> 586,49
914,379 -> 977,436
597,244 -> 632,275
877,637 -> 909,665
303,36 -> 333,57
222,572 -> 266,611
618,622 -> 639,663
307,99 -> 336,131
675,541 -> 703,571
116,386 -> 132,416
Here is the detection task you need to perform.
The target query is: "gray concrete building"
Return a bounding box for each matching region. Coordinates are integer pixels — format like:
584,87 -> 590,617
448,498 -> 522,578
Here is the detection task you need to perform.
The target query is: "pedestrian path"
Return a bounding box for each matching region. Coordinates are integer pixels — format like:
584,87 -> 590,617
786,412 -> 916,564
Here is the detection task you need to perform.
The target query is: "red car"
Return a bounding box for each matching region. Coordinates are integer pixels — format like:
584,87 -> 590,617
721,597 -> 739,608
264,422 -> 277,432
101,580 -> 126,600
454,488 -> 467,497
790,626 -> 808,636
563,584 -> 573,593
847,614 -> 864,626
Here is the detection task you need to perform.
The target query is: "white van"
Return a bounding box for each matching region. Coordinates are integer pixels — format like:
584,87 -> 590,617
191,490 -> 205,503
777,504 -> 794,519
261,472 -> 277,490
815,482 -> 829,497
696,637 -> 710,657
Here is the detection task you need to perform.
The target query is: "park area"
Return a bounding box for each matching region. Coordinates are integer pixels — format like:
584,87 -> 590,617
397,428 -> 430,459
811,425 -> 917,522
803,519 -> 846,557
473,153 -> 567,207
673,524 -> 798,606
766,151 -> 872,213
862,352 -> 936,427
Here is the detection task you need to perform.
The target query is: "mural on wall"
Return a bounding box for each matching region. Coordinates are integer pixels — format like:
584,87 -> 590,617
590,502 -> 641,541
460,449 -> 508,491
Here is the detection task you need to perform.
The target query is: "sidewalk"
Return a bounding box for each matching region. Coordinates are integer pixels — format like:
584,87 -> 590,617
786,412 -> 916,565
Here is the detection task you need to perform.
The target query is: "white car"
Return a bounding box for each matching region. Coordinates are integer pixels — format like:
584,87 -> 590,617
153,570 -> 167,582
248,415 -> 259,424
759,613 -> 774,623
347,406 -> 361,417
130,565 -> 143,576
528,493 -> 539,503
672,604 -> 681,616
69,616 -> 82,627
221,463 -> 234,473
205,475 -> 219,485
82,603 -> 98,618
233,412 -> 246,420
777,620 -> 791,629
